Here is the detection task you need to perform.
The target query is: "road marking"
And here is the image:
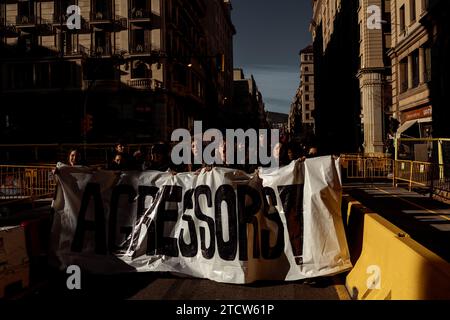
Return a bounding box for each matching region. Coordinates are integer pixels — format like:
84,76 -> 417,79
373,186 -> 450,222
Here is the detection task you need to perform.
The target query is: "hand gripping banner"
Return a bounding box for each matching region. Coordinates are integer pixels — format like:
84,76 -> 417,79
50,156 -> 352,284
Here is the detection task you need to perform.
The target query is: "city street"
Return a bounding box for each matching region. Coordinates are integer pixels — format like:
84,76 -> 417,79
2,0 -> 450,303
20,270 -> 349,300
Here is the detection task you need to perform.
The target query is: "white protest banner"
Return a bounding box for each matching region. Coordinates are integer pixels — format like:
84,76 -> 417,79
50,156 -> 352,284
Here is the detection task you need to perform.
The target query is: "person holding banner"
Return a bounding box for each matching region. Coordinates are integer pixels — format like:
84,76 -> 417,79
145,143 -> 171,172
67,149 -> 82,167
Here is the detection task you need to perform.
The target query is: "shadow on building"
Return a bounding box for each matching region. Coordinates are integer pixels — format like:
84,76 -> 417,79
422,0 -> 450,139
0,40 -> 215,145
313,0 -> 362,155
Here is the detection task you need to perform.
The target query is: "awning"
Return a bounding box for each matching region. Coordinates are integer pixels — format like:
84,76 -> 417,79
396,120 -> 418,138
395,117 -> 433,138
417,117 -> 432,124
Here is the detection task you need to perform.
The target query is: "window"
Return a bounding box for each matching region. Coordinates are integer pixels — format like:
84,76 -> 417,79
305,85 -> 310,91
399,57 -> 408,93
305,66 -> 309,72
92,0 -> 113,20
305,104 -> 310,111
18,1 -> 34,22
305,75 -> 309,82
305,94 -> 310,101
383,12 -> 391,33
55,0 -> 75,22
410,0 -> 416,23
132,61 -> 150,79
57,31 -> 77,55
424,47 -> 432,82
94,31 -> 111,55
412,50 -> 419,88
399,5 -> 406,33
130,29 -> 151,53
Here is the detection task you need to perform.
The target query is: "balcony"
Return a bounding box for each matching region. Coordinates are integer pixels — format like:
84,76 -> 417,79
89,11 -> 113,24
79,45 -> 127,59
36,17 -> 54,35
90,46 -> 112,57
129,9 -> 152,22
113,15 -> 128,30
51,44 -> 86,57
127,78 -> 163,91
129,43 -> 152,55
16,15 -> 38,28
0,20 -> 18,37
53,14 -> 91,33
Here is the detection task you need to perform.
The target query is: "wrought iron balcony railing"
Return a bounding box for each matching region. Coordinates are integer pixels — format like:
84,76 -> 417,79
129,43 -> 152,55
16,15 -> 37,26
127,78 -> 163,90
90,11 -> 113,22
129,9 -> 151,20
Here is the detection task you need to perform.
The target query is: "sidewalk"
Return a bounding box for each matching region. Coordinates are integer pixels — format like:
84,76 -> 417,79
344,183 -> 450,263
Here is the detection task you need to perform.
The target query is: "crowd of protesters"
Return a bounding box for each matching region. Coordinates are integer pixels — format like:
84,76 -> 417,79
63,137 -> 319,174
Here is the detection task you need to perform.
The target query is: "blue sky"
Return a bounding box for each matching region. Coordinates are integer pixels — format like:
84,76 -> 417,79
231,1 -> 312,114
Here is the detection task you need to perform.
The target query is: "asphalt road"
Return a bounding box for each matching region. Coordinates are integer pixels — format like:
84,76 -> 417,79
15,269 -> 349,300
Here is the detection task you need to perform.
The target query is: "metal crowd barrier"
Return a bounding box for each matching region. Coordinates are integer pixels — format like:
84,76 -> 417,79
394,160 -> 450,199
341,154 -> 450,201
340,155 -> 394,181
0,165 -> 56,204
394,160 -> 432,191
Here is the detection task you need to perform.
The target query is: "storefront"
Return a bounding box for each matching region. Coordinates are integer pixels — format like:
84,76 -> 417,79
396,106 -> 433,139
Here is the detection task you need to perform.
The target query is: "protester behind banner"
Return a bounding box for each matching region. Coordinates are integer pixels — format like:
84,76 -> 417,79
51,156 -> 351,284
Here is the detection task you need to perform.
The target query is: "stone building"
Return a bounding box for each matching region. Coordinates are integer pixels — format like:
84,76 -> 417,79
288,44 -> 315,141
0,0 -> 235,143
389,0 -> 434,139
358,0 -> 392,154
310,0 -> 362,154
232,68 -> 268,130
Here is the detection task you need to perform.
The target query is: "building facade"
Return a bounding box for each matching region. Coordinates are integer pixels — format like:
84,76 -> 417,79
232,68 -> 268,130
310,0 -> 362,154
358,0 -> 392,153
288,44 -> 315,141
422,0 -> 450,138
389,0 -> 433,139
203,0 -> 235,123
288,86 -> 302,138
299,45 -> 315,131
0,0 -> 235,144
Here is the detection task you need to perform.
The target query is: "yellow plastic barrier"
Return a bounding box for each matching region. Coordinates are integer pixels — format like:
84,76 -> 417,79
346,214 -> 450,300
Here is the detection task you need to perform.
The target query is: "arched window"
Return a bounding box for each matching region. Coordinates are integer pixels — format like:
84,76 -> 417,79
132,61 -> 150,79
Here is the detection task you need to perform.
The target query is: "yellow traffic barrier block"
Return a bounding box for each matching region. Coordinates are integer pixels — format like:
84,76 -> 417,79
342,196 -> 374,264
346,214 -> 450,300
